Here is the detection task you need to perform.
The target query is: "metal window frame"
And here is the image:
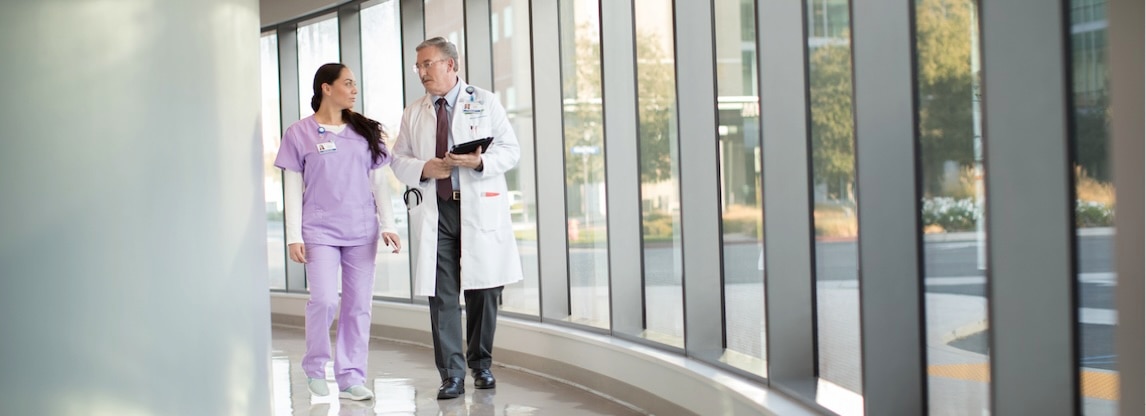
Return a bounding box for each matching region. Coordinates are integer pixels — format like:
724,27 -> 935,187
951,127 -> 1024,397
464,0 -> 493,88
600,0 -> 644,338
673,0 -> 725,359
980,1 -> 1080,413
851,0 -> 927,413
339,3 -> 364,113
530,0 -> 572,322
276,23 -> 307,292
1108,0 -> 1144,413
759,0 -> 818,392
400,0 -> 425,108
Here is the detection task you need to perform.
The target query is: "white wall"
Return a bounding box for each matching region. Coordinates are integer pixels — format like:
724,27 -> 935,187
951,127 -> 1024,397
0,1 -> 270,415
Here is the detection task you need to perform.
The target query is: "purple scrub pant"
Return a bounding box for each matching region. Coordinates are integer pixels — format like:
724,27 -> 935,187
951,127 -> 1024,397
301,242 -> 378,389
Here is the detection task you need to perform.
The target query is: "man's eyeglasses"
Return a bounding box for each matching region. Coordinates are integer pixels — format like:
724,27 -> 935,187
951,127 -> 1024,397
412,59 -> 448,72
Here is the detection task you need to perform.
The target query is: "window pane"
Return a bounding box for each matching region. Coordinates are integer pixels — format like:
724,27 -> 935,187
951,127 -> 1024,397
634,0 -> 683,348
915,0 -> 990,413
296,15 -> 340,119
261,32 -> 286,291
362,0 -> 412,299
561,1 -> 609,329
492,0 -> 540,316
715,0 -> 765,375
1069,0 -> 1117,413
807,0 -> 862,397
424,0 -> 466,79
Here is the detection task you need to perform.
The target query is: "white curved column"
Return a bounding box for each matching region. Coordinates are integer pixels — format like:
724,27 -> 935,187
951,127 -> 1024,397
0,1 -> 269,415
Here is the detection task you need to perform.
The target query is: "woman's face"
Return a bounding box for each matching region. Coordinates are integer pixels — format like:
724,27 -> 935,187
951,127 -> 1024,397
322,68 -> 358,111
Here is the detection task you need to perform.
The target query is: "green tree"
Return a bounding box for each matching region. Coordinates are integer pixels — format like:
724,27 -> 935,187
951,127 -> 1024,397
562,25 -> 678,185
1074,95 -> 1110,181
562,22 -> 604,184
635,30 -> 676,184
808,0 -> 981,199
916,0 -> 976,196
808,42 -> 855,200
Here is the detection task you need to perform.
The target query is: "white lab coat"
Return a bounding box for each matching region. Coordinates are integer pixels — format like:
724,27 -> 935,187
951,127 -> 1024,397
390,79 -> 524,297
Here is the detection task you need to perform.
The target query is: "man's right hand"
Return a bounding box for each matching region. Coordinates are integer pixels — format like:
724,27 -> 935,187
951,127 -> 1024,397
422,158 -> 452,179
288,243 -> 306,263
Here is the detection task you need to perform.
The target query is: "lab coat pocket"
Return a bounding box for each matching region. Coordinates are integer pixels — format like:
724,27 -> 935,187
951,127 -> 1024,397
407,199 -> 428,238
477,193 -> 506,232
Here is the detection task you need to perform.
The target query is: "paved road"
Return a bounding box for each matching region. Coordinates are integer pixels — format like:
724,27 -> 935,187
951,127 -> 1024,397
569,233 -> 1113,281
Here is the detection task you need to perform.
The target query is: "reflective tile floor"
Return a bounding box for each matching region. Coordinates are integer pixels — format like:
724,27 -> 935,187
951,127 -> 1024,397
271,324 -> 645,416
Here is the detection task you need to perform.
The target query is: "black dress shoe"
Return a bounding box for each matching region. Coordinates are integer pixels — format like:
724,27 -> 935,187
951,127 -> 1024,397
437,377 -> 465,399
473,368 -> 496,389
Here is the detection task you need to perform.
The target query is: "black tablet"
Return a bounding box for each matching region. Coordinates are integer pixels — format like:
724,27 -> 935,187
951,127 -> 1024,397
450,137 -> 494,154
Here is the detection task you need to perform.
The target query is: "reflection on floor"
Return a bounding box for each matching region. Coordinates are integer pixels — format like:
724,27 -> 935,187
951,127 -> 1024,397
271,324 -> 645,416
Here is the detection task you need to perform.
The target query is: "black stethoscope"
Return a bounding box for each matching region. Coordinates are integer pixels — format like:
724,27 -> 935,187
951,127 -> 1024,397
403,188 -> 422,209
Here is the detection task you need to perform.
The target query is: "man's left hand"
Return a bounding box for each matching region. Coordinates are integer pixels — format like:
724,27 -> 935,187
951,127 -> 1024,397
445,148 -> 483,171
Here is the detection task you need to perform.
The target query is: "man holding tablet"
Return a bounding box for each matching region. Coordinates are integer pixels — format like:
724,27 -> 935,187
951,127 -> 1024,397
389,36 -> 524,400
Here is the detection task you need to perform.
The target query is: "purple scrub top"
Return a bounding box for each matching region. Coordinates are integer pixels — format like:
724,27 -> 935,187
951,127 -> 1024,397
274,115 -> 391,246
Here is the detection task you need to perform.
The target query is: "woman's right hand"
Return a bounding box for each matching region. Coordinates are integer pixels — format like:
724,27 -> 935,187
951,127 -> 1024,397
288,243 -> 307,263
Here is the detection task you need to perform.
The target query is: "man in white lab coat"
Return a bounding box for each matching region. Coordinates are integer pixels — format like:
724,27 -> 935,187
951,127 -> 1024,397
390,37 -> 524,400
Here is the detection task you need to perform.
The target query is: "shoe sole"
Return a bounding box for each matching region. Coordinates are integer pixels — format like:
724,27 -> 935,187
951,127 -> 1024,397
339,392 -> 374,401
474,382 -> 496,389
437,390 -> 464,399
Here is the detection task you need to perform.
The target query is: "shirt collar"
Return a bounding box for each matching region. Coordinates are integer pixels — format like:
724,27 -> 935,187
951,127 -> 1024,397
435,77 -> 464,109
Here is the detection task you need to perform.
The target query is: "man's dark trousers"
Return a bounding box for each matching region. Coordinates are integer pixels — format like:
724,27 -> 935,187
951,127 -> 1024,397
428,197 -> 502,381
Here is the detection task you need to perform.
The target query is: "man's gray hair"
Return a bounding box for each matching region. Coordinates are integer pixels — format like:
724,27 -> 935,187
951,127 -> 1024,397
416,37 -> 460,71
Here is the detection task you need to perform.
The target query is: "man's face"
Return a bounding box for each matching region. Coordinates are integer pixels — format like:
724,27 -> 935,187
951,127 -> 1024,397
415,47 -> 456,97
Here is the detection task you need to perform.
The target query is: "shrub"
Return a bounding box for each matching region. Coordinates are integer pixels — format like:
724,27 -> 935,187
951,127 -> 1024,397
922,197 -> 979,232
642,212 -> 676,241
1076,201 -> 1113,227
722,204 -> 762,238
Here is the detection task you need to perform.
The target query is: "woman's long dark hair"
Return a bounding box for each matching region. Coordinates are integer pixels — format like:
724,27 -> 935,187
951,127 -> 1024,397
311,63 -> 388,165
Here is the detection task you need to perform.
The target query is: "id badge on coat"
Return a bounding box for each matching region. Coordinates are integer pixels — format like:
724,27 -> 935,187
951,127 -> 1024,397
317,141 -> 337,154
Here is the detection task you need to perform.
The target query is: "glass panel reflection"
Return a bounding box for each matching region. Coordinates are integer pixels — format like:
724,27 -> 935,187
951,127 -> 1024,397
424,0 -> 467,80
915,0 -> 990,413
635,0 -> 683,348
1069,0 -> 1117,413
296,15 -> 339,293
715,0 -> 765,375
362,0 -> 412,299
262,32 -> 286,290
560,1 -> 610,329
492,0 -> 541,316
807,0 -> 862,396
296,15 -> 340,119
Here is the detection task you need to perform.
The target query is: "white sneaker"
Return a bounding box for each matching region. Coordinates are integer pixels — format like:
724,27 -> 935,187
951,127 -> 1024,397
307,378 -> 330,396
339,384 -> 374,401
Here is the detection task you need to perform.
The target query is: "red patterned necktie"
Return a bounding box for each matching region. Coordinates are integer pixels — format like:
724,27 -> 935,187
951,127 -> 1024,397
435,97 -> 451,200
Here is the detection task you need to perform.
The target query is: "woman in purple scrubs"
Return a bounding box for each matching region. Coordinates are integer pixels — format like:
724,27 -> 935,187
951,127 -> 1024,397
274,63 -> 401,401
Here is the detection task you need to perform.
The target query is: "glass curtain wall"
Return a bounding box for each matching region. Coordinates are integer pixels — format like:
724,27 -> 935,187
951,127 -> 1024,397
362,0 -> 412,299
634,0 -> 684,348
715,0 -> 765,375
807,0 -> 862,395
560,1 -> 610,329
914,0 -> 990,413
296,15 -> 340,119
491,0 -> 541,316
295,14 -> 340,292
261,32 -> 286,290
1068,0 -> 1117,413
424,0 -> 466,79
